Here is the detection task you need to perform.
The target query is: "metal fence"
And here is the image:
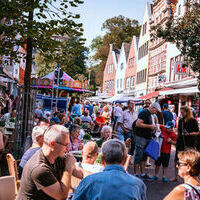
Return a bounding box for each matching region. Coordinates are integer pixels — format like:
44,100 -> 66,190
13,87 -> 37,159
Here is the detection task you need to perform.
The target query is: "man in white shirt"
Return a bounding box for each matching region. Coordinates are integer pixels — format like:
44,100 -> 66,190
119,100 -> 138,141
113,103 -> 122,128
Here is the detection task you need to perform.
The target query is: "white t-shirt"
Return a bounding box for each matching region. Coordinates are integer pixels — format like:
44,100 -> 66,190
76,162 -> 104,173
114,106 -> 122,117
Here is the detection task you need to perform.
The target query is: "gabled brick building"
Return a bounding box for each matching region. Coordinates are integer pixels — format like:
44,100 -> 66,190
115,42 -> 131,95
102,44 -> 120,96
124,36 -> 138,96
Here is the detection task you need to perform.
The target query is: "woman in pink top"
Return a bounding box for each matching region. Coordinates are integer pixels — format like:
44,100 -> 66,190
69,124 -> 83,151
164,148 -> 200,200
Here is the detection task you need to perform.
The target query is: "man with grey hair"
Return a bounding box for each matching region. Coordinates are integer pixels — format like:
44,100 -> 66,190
73,139 -> 147,200
17,125 -> 76,200
134,102 -> 161,180
19,126 -> 48,177
101,125 -> 112,140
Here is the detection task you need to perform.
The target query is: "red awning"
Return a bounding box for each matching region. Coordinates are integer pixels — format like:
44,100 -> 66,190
139,88 -> 173,100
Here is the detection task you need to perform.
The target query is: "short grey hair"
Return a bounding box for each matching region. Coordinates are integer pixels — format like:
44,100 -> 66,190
44,125 -> 69,144
69,124 -> 81,135
101,126 -> 112,135
32,126 -> 48,144
102,139 -> 126,164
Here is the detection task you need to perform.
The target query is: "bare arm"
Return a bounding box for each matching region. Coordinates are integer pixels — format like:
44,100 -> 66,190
185,132 -> 200,136
72,166 -> 83,179
42,154 -> 76,200
119,122 -> 129,133
136,119 -> 156,130
163,185 -> 184,200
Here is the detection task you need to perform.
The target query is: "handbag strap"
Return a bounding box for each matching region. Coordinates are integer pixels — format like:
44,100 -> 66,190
185,183 -> 200,198
181,119 -> 186,148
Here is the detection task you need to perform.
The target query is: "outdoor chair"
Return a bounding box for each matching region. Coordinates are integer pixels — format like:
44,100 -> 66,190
70,169 -> 92,192
0,176 -> 16,200
6,153 -> 21,195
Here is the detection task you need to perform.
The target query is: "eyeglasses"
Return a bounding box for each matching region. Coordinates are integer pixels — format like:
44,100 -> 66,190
56,141 -> 70,148
176,160 -> 188,167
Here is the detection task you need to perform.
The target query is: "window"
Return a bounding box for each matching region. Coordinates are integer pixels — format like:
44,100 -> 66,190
131,76 -> 135,88
120,79 -> 122,88
136,69 -> 147,84
112,80 -> 114,90
126,77 -> 130,89
138,41 -> 149,60
142,22 -> 147,35
129,57 -> 134,67
120,63 -> 124,70
117,79 -> 119,88
178,5 -> 181,15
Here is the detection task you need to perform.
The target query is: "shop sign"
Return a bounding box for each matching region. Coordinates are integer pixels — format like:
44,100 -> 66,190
175,62 -> 189,75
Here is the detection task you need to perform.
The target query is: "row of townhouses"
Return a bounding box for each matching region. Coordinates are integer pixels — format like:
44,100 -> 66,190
102,0 -> 199,115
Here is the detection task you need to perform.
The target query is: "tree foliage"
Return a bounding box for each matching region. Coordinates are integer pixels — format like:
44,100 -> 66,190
0,0 -> 84,65
36,35 -> 89,79
0,0 -> 84,139
92,15 -> 141,63
152,3 -> 200,81
90,15 -> 141,89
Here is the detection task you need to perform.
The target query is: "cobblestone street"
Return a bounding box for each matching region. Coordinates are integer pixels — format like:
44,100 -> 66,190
129,148 -> 183,200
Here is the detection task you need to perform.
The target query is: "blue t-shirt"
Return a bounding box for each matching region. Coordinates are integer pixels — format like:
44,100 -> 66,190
19,147 -> 40,169
72,104 -> 82,116
80,116 -> 92,123
73,165 -> 147,200
84,104 -> 93,117
162,110 -> 173,125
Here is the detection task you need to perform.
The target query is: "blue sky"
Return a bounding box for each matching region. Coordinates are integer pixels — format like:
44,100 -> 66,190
73,0 -> 153,47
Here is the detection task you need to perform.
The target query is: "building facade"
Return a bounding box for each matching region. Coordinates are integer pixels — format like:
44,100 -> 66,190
136,2 -> 152,97
115,43 -> 131,95
148,0 -> 178,93
102,44 -> 119,96
124,36 -> 138,96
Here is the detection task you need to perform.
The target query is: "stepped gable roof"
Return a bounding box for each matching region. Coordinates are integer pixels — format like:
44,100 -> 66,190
123,42 -> 131,61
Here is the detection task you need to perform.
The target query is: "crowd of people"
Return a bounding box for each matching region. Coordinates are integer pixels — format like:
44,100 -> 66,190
1,94 -> 200,199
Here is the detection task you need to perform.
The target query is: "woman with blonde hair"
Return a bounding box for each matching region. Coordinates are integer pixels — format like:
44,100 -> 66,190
164,148 -> 200,200
172,106 -> 199,181
102,105 -> 111,125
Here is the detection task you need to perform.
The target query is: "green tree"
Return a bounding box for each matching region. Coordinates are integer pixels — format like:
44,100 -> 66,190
0,0 -> 84,141
36,36 -> 89,78
90,15 -> 141,88
152,3 -> 200,84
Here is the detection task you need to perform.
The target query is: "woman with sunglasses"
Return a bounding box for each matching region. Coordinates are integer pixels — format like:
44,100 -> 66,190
164,148 -> 200,200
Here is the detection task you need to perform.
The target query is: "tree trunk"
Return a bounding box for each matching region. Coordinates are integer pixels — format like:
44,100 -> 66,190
22,7 -> 34,145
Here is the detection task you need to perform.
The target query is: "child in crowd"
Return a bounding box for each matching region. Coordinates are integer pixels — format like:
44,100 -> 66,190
152,121 -> 176,182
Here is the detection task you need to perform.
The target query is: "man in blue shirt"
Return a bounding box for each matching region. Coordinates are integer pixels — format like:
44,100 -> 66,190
84,101 -> 93,117
72,99 -> 83,117
162,103 -> 173,125
73,139 -> 147,200
19,125 -> 48,178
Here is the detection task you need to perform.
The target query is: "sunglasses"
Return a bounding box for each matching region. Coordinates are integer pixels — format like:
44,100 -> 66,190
176,160 -> 188,167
